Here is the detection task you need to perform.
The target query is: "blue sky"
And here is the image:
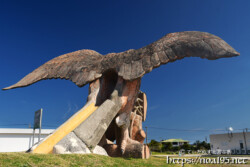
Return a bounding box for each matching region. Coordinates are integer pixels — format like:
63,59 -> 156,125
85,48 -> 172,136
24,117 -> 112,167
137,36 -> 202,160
0,0 -> 249,143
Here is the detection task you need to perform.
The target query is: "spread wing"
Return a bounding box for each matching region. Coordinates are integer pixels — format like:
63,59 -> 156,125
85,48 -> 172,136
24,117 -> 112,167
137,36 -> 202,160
3,31 -> 239,90
106,31 -> 239,80
3,49 -> 104,90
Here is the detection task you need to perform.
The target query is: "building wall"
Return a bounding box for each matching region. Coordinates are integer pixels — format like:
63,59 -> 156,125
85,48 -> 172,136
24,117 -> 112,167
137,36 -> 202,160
0,128 -> 54,152
210,132 -> 250,154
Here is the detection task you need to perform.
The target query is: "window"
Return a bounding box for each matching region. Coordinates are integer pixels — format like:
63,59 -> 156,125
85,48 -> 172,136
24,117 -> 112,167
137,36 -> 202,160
240,143 -> 244,149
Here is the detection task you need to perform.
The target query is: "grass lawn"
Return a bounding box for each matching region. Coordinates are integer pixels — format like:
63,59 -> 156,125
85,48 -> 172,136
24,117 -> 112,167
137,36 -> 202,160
0,153 -> 248,167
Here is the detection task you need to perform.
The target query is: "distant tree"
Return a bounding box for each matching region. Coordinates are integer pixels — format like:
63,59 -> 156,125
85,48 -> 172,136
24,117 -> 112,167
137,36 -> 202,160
148,140 -> 159,147
162,142 -> 173,151
193,140 -> 210,150
201,141 -> 210,150
189,144 -> 196,151
148,140 -> 162,152
180,143 -> 191,151
193,140 -> 200,151
172,146 -> 180,152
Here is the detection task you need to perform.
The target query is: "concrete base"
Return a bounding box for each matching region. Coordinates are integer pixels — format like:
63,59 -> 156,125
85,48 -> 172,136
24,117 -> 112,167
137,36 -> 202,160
74,99 -> 121,150
53,132 -> 108,156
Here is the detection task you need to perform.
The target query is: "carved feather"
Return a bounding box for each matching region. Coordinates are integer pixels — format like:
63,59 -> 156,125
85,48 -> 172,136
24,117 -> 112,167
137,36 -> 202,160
3,31 -> 239,90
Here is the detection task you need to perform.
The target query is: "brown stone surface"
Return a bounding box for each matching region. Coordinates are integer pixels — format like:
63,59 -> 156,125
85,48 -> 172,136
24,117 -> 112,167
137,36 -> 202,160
102,89 -> 148,158
129,92 -> 147,144
132,92 -> 147,121
103,144 -> 150,159
130,113 -> 145,144
114,79 -> 141,153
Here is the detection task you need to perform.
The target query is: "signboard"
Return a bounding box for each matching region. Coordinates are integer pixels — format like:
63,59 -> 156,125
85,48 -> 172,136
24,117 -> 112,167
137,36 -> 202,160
34,109 -> 43,129
32,108 -> 43,145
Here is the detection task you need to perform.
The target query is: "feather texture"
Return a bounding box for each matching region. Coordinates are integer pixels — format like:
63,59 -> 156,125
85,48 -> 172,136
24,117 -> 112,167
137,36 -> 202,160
3,31 -> 239,90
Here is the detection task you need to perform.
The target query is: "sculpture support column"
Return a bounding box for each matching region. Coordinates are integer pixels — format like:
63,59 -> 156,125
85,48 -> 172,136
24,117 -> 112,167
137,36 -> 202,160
102,78 -> 150,159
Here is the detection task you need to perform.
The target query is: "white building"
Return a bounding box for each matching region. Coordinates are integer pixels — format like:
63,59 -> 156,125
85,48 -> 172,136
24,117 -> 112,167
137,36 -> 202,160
0,128 -> 54,152
210,132 -> 250,154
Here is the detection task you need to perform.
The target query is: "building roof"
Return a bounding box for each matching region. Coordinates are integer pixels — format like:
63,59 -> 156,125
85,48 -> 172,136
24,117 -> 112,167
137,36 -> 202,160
0,128 -> 54,135
161,139 -> 189,143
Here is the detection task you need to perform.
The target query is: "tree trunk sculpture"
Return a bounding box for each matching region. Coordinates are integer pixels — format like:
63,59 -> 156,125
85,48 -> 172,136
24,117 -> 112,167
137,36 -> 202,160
3,31 -> 239,158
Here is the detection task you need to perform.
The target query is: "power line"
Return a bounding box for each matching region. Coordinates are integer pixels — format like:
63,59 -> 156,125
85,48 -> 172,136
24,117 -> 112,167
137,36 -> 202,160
145,126 -> 227,132
0,124 -> 29,126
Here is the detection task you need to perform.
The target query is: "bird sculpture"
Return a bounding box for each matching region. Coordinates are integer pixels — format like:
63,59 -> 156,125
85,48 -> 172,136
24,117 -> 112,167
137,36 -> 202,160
3,31 -> 239,158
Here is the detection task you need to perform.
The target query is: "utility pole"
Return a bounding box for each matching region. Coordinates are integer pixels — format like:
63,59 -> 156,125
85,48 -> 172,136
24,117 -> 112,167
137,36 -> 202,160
246,128 -> 248,154
247,128 -> 248,155
243,128 -> 248,155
